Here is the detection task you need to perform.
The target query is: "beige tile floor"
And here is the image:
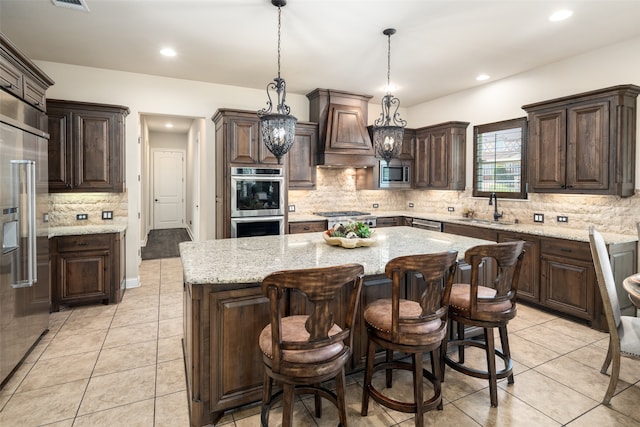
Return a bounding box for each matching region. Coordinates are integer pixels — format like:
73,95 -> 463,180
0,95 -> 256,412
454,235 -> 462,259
1,257 -> 639,426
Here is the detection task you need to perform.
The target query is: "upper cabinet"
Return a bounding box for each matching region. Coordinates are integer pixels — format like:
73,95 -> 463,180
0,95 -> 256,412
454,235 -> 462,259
212,109 -> 280,165
524,85 -> 640,197
0,32 -> 54,112
288,122 -> 318,190
47,99 -> 129,193
414,121 -> 468,190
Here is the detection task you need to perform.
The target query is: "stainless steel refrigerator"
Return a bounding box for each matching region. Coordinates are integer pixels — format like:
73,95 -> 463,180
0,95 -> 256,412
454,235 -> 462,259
0,90 -> 50,386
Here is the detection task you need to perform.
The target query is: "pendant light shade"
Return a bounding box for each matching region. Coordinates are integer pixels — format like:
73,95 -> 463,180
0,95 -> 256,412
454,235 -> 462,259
372,28 -> 406,165
257,0 -> 297,164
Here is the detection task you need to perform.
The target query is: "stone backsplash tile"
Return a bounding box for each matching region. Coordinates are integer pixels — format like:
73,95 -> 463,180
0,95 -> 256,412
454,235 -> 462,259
288,168 -> 639,235
49,193 -> 128,227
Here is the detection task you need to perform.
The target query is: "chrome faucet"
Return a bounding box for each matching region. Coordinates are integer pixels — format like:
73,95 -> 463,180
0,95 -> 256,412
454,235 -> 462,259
489,192 -> 503,222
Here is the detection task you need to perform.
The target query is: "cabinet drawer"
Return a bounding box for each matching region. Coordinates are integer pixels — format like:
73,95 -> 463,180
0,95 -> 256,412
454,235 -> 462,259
23,77 -> 46,111
376,216 -> 403,227
55,234 -> 112,252
540,237 -> 591,260
0,55 -> 23,98
289,221 -> 326,234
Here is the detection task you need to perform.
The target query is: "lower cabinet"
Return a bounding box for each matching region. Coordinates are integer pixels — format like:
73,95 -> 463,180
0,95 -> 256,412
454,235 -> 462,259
288,220 -> 327,234
50,232 -> 125,312
539,237 -> 595,321
498,231 -> 540,304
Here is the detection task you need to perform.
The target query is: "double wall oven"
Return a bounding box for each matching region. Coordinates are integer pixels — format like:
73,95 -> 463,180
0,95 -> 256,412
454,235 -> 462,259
230,167 -> 285,238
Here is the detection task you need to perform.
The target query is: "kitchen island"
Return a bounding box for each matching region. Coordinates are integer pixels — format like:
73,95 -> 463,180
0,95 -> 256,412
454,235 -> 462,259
180,226 -> 494,426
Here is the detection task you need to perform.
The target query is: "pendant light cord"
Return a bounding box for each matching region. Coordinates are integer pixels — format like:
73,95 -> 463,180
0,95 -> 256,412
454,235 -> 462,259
386,32 -> 391,94
277,5 -> 282,80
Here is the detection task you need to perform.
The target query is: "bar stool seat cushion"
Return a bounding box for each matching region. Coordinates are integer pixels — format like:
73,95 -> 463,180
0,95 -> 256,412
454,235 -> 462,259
364,299 -> 443,343
449,284 -> 511,314
259,315 -> 344,364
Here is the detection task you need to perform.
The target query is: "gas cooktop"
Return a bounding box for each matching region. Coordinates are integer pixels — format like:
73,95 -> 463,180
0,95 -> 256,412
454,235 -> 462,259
314,211 -> 371,217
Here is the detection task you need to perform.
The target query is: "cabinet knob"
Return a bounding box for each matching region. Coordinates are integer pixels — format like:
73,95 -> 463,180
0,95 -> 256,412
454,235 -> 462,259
4,83 -> 13,89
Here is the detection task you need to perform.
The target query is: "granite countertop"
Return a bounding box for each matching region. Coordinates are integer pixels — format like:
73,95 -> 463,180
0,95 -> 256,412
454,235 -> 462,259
48,222 -> 127,238
180,226 -> 493,286
288,211 -> 635,245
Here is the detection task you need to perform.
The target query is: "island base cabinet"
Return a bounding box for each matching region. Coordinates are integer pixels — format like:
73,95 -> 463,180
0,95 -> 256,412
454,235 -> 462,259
185,284 -> 269,426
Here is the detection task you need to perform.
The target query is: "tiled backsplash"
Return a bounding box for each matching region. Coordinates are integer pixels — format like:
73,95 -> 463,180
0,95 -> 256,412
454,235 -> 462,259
48,193 -> 128,227
288,168 -> 639,235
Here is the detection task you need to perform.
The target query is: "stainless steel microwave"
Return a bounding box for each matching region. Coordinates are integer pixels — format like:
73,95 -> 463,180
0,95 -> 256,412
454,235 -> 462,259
379,160 -> 411,188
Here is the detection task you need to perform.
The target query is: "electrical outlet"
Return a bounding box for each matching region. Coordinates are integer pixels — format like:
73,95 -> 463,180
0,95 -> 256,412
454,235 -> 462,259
533,213 -> 544,223
447,207 -> 455,212
102,211 -> 113,220
43,213 -> 49,222
76,213 -> 88,220
408,202 -> 414,208
557,215 -> 568,223
287,204 -> 295,212
372,203 -> 379,208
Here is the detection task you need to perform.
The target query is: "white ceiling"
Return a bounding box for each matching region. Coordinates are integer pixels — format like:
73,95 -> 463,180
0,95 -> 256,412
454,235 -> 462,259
2,0 -> 640,114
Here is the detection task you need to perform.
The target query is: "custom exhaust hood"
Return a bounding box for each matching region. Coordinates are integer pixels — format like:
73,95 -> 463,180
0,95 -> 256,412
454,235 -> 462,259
307,89 -> 377,167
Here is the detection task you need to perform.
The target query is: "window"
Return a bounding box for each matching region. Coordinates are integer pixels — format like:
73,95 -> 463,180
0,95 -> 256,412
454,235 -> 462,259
473,117 -> 527,199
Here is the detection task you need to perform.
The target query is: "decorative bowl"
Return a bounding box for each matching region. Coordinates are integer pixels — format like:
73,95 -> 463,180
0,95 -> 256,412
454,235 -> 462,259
322,230 -> 377,249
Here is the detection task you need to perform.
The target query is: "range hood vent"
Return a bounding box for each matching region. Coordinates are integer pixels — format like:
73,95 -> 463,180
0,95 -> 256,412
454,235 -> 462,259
307,89 -> 377,167
51,0 -> 90,12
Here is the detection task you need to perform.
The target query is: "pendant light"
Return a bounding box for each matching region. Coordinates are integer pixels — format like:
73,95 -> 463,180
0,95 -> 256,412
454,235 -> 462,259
372,28 -> 406,165
257,0 -> 297,165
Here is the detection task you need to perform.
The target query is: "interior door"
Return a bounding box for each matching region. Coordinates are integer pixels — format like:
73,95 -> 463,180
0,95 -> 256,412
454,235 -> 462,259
152,150 -> 184,229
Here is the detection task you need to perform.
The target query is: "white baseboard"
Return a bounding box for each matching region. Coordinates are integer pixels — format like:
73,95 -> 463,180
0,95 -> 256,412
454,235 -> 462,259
126,277 -> 140,289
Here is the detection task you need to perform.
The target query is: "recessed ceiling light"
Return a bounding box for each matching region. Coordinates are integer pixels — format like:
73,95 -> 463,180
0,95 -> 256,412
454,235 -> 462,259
165,123 -> 174,128
549,10 -> 573,22
160,48 -> 177,57
476,74 -> 490,81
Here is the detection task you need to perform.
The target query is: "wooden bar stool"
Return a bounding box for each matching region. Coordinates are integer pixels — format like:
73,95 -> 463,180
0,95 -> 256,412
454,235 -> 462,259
360,251 -> 458,427
443,241 -> 525,407
259,263 -> 364,427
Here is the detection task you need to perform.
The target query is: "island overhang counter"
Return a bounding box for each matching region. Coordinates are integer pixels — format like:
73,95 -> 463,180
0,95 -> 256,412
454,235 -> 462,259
179,226 -> 495,426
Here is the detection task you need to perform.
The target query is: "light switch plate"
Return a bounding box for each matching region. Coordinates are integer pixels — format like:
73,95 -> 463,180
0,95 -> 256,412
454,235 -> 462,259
533,213 -> 544,223
76,213 -> 88,220
287,205 -> 295,212
408,202 -> 414,208
373,203 -> 379,208
447,207 -> 455,212
557,215 -> 568,223
102,211 -> 113,220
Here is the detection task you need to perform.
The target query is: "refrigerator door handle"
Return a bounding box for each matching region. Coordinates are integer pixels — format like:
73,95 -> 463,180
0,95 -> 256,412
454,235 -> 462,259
10,160 -> 37,288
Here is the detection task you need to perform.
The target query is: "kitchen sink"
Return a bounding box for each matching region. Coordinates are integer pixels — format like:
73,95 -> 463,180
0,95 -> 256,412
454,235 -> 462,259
458,218 -> 515,226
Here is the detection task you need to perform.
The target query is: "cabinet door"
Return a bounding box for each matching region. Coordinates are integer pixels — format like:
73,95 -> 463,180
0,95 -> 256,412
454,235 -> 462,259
47,110 -> 73,191
228,116 -> 260,164
414,132 -> 430,188
72,110 -> 120,191
566,101 -> 609,191
540,254 -> 594,320
57,249 -> 110,304
287,123 -> 318,189
528,109 -> 567,191
209,287 -> 270,413
427,128 -> 450,189
498,232 -> 540,303
399,128 -> 415,160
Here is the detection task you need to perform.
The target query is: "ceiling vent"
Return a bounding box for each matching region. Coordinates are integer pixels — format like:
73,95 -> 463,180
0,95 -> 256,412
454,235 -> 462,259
51,0 -> 90,12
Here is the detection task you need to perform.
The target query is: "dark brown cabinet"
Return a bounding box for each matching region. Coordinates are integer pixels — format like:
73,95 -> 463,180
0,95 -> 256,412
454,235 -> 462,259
51,232 -> 125,311
524,85 -> 640,197
213,109 -> 281,166
498,231 -> 540,303
288,220 -> 326,234
0,33 -> 53,112
287,122 -> 318,189
415,121 -> 468,190
47,99 -> 129,192
539,237 -> 596,322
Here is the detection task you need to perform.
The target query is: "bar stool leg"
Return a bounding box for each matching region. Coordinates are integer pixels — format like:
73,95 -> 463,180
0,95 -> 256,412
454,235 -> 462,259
499,325 -> 514,384
484,328 -> 498,407
413,352 -> 424,426
336,368 -> 348,427
361,336 -> 376,416
282,383 -> 295,427
385,349 -> 393,388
